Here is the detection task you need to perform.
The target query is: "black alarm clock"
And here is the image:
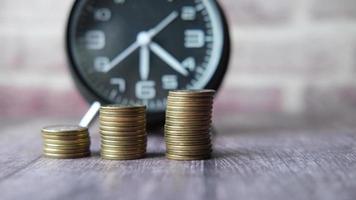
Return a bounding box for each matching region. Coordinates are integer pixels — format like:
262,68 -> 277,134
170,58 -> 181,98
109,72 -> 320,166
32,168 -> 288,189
66,0 -> 230,125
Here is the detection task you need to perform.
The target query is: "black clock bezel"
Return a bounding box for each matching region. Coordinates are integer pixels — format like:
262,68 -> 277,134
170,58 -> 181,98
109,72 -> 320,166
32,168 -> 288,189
65,0 -> 231,127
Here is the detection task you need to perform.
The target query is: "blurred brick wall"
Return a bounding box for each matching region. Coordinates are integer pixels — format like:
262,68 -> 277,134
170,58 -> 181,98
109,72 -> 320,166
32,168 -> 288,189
1,0 -> 356,123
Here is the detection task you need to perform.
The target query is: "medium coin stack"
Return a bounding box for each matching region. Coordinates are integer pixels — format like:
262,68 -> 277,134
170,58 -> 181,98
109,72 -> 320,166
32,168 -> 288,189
42,125 -> 91,159
100,105 -> 147,160
165,90 -> 215,160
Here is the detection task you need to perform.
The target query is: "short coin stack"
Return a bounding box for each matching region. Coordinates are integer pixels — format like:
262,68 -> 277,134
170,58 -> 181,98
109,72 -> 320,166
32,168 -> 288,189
165,90 -> 215,160
42,125 -> 91,159
100,105 -> 147,160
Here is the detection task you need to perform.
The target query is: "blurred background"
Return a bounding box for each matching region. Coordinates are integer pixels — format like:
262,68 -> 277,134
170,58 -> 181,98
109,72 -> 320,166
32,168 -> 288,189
1,0 -> 356,129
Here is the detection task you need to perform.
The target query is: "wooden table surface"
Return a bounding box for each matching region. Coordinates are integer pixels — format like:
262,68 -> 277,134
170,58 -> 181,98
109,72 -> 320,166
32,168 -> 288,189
0,117 -> 356,200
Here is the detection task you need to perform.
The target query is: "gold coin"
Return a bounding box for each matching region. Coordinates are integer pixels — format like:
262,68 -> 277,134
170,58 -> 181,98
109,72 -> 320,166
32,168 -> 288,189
100,110 -> 145,117
164,119 -> 211,126
43,143 -> 89,150
165,139 -> 211,146
165,136 -> 211,142
99,129 -> 146,136
100,133 -> 146,140
101,104 -> 146,110
164,130 -> 211,137
167,101 -> 213,107
101,139 -> 146,146
99,112 -> 146,119
164,137 -> 211,145
169,90 -> 215,97
165,110 -> 212,116
100,120 -> 145,126
101,144 -> 147,151
100,125 -> 146,132
167,149 -> 212,156
43,152 -> 90,159
165,132 -> 211,139
100,112 -> 146,117
99,123 -> 146,131
167,101 -> 213,106
165,125 -> 211,131
100,115 -> 145,120
164,128 -> 211,135
165,153 -> 211,161
101,146 -> 146,154
167,145 -> 212,151
99,116 -> 146,123
167,98 -> 212,103
166,105 -> 213,111
165,115 -> 211,120
100,120 -> 146,127
99,119 -> 146,126
167,96 -> 213,102
42,125 -> 88,135
43,147 -> 89,154
101,138 -> 146,144
42,133 -> 89,140
101,147 -> 146,154
101,153 -> 145,160
43,138 -> 90,145
166,143 -> 212,150
166,106 -> 212,111
164,130 -> 211,136
100,107 -> 145,113
164,124 -> 211,131
101,148 -> 146,154
167,99 -> 213,103
101,142 -> 146,147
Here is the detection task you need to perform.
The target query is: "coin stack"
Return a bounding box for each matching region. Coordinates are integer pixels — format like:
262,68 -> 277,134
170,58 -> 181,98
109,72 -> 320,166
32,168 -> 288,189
165,90 -> 215,160
100,105 -> 147,160
42,125 -> 91,159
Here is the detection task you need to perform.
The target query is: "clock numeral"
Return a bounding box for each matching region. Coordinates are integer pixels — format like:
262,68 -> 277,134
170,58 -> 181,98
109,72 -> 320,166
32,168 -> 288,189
181,6 -> 196,21
184,30 -> 205,48
111,78 -> 126,93
94,57 -> 110,72
162,75 -> 178,90
136,81 -> 156,100
182,57 -> 196,71
85,30 -> 106,50
94,8 -> 111,21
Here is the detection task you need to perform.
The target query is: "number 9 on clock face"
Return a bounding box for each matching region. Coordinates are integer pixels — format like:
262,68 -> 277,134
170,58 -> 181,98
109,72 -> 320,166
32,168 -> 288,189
66,0 -> 230,124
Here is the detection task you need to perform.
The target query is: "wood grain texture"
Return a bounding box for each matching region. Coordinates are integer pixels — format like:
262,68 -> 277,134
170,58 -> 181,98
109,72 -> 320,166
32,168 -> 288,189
0,118 -> 356,200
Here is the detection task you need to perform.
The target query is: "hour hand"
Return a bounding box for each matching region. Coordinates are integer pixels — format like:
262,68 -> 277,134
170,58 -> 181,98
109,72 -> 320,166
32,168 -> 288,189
149,42 -> 189,76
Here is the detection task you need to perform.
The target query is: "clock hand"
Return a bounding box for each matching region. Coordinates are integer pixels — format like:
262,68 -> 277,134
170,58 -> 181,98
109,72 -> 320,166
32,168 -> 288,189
139,45 -> 150,80
149,42 -> 189,76
105,41 -> 140,72
148,11 -> 179,38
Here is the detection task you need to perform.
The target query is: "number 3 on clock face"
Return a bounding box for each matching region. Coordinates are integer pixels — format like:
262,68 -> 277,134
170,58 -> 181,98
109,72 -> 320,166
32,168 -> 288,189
66,0 -> 230,123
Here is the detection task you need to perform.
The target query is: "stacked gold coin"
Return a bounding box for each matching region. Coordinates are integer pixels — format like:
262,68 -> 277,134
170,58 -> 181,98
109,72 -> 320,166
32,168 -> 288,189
165,90 -> 215,160
100,105 -> 147,160
42,125 -> 91,159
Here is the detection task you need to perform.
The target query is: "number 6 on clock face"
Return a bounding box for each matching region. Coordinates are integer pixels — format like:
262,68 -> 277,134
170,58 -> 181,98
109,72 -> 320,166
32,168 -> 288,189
66,0 -> 230,124
136,81 -> 156,100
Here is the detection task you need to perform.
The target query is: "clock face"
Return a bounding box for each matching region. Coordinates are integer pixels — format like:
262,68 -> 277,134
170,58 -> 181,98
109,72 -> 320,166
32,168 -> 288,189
67,0 -> 228,113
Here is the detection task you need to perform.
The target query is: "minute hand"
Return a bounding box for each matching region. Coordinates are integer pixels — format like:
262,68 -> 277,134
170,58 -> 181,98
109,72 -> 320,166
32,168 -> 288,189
148,11 -> 178,38
149,42 -> 189,76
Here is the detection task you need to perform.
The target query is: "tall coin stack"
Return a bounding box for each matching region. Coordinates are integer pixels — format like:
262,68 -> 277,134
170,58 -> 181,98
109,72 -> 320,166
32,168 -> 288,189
100,105 -> 147,160
165,90 -> 215,160
42,125 -> 91,159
